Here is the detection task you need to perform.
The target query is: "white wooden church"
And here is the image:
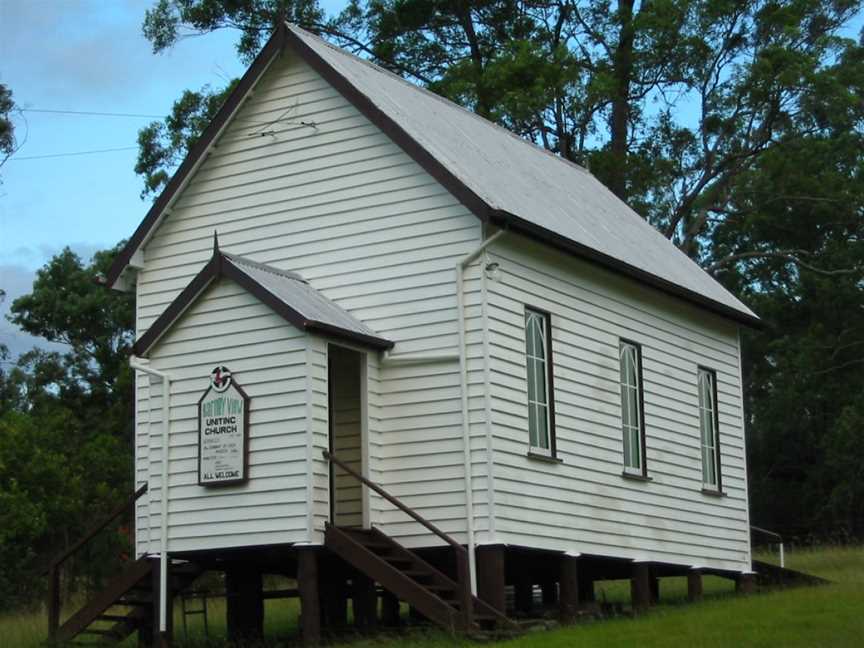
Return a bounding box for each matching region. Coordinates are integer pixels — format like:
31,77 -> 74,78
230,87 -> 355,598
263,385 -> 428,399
50,22 -> 764,646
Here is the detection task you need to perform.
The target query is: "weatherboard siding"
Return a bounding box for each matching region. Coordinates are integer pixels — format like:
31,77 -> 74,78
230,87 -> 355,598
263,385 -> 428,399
133,50 -> 482,548
137,278 -> 310,553
134,371 -> 152,556
307,337 -> 330,543
128,39 -> 752,568
486,235 -> 751,572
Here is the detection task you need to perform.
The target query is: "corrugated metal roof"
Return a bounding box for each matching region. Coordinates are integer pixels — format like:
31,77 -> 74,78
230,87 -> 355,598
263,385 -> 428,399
222,252 -> 388,344
287,25 -> 757,322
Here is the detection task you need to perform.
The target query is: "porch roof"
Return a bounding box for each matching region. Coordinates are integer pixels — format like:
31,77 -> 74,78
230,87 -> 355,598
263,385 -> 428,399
132,240 -> 394,356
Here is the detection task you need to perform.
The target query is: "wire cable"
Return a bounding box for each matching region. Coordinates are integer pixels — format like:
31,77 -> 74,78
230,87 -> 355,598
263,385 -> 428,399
11,146 -> 138,161
20,108 -> 163,118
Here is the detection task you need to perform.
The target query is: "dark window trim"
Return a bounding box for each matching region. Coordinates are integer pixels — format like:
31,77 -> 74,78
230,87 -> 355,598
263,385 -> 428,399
621,471 -> 652,483
620,338 -> 648,478
527,452 -> 564,464
697,366 -> 723,493
524,305 -> 558,459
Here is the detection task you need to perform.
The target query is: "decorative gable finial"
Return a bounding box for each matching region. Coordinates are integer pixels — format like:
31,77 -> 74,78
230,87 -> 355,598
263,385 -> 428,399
213,230 -> 220,254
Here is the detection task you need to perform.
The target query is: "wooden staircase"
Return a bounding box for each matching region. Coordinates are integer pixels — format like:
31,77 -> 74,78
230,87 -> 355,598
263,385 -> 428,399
53,558 -> 203,644
45,484 -> 205,645
325,525 -> 513,633
322,451 -> 517,635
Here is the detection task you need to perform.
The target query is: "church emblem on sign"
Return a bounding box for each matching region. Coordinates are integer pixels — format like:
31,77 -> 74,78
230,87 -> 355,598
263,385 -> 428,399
198,366 -> 249,487
210,365 -> 232,392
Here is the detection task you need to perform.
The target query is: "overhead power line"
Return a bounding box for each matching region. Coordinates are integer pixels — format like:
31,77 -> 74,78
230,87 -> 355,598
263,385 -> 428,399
21,108 -> 163,119
12,146 -> 139,161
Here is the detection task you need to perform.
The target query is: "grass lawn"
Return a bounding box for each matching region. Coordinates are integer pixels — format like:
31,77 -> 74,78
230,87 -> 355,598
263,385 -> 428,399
2,545 -> 861,647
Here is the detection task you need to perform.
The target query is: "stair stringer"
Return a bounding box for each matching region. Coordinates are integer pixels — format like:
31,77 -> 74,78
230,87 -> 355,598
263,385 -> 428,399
325,526 -> 460,631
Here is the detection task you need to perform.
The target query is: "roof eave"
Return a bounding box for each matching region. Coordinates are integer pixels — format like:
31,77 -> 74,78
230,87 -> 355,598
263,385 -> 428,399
132,250 -> 394,356
491,211 -> 763,331
111,22 -> 760,331
131,253 -> 221,356
306,320 -> 395,351
285,25 -> 761,332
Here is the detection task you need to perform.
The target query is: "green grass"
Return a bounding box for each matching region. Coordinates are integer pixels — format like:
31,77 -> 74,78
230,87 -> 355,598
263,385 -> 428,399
2,546 -> 861,647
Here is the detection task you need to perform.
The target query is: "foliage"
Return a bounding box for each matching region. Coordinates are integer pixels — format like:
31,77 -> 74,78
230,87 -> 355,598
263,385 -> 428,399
0,82 -> 21,170
135,81 -> 237,197
711,59 -> 864,538
0,246 -> 135,610
136,1 -> 325,195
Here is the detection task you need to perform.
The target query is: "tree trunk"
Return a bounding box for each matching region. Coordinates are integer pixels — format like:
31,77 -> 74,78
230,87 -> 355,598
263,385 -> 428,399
456,2 -> 490,118
609,0 -> 635,199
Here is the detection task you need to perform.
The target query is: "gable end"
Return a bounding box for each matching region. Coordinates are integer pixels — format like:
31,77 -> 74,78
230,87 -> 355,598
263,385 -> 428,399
108,23 -> 761,331
133,246 -> 393,356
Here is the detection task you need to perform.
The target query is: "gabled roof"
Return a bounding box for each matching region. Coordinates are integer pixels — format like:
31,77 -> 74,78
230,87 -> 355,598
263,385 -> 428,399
133,240 -> 393,356
108,23 -> 760,329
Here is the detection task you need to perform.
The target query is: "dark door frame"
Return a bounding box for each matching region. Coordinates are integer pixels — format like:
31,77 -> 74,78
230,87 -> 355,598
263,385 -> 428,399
326,343 -> 367,527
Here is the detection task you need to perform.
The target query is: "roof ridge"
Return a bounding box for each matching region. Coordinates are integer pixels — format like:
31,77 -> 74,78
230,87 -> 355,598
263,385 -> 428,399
222,251 -> 306,283
286,23 -> 593,178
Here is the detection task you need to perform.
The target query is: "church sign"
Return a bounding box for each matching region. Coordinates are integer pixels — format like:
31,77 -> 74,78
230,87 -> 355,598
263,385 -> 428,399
198,366 -> 250,487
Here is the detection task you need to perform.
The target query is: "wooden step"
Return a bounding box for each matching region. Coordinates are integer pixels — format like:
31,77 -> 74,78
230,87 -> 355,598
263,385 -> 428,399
80,628 -> 121,637
325,526 -> 460,632
55,558 -> 153,643
56,557 -> 205,644
402,569 -> 434,580
97,613 -> 132,622
474,613 -> 500,622
105,604 -> 150,640
117,598 -> 153,607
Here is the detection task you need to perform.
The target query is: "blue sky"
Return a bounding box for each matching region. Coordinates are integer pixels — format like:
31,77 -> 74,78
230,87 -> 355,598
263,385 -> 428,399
0,2 -> 861,359
0,1 -> 341,358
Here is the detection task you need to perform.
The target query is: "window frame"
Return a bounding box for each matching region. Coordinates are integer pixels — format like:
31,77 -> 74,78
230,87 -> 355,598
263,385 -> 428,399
619,339 -> 648,478
697,366 -> 723,493
523,306 -> 557,459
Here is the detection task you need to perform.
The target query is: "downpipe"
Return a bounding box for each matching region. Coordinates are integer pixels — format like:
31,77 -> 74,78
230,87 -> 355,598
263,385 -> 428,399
129,356 -> 171,636
456,230 -> 506,594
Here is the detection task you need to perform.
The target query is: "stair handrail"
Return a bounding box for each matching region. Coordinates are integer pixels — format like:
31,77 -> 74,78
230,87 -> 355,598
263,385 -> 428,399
323,450 -> 473,629
47,484 -> 148,571
750,525 -> 785,568
46,483 -> 148,640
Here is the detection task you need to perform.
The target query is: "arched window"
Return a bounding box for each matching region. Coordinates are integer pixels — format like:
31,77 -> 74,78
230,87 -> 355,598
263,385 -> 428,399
619,341 -> 646,475
525,308 -> 555,456
698,368 -> 722,490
